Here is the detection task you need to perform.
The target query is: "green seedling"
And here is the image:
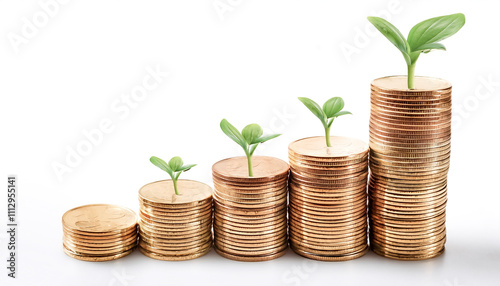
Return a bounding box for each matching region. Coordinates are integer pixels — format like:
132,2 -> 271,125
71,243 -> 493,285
150,156 -> 196,195
367,13 -> 465,89
298,97 -> 351,147
220,119 -> 280,177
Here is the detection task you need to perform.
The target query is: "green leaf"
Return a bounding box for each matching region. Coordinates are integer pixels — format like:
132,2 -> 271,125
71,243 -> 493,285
220,119 -> 247,148
407,13 -> 465,51
253,133 -> 281,144
412,42 -> 446,53
248,143 -> 259,156
332,110 -> 352,117
178,164 -> 196,172
298,97 -> 327,126
150,156 -> 173,177
174,171 -> 182,180
242,124 -> 263,145
323,97 -> 344,118
327,118 -> 334,128
367,16 -> 411,65
168,156 -> 183,171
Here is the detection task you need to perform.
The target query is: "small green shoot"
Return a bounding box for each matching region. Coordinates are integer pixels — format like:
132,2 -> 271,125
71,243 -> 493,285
150,156 -> 196,195
367,13 -> 465,89
298,97 -> 352,147
220,119 -> 280,177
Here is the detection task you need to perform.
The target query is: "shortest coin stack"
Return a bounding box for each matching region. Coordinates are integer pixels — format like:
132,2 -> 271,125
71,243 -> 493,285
62,204 -> 138,262
138,180 -> 213,261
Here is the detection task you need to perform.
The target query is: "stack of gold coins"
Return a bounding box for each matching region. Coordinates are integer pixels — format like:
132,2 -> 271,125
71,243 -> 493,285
212,156 -> 289,261
138,180 -> 213,261
62,204 -> 138,262
288,136 -> 369,261
369,76 -> 451,260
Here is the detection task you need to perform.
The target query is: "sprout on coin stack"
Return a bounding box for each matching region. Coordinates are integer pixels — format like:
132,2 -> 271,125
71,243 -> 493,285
137,156 -> 213,261
212,119 -> 289,261
288,96 -> 370,261
366,13 -> 465,260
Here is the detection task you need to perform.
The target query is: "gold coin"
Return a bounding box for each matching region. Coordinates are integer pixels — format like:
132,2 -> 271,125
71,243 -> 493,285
290,240 -> 367,256
288,153 -> 368,166
139,208 -> 212,224
214,232 -> 287,247
140,235 -> 212,250
213,222 -> 287,238
213,188 -> 287,204
63,245 -> 135,262
139,179 -> 212,207
139,239 -> 212,256
213,226 -> 286,242
212,156 -> 289,183
213,175 -> 288,189
62,224 -> 138,239
213,183 -> 287,197
214,245 -> 287,262
214,237 -> 286,252
138,245 -> 211,261
290,244 -> 368,261
214,201 -> 286,216
289,136 -> 368,160
63,233 -> 138,248
63,240 -> 137,255
62,204 -> 137,234
215,240 -> 287,257
289,212 -> 367,229
214,212 -> 286,228
215,217 -> 286,233
139,227 -> 211,241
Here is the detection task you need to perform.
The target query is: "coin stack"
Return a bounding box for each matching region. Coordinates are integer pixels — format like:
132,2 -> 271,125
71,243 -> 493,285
138,180 -> 213,261
288,136 -> 369,261
212,156 -> 289,261
369,76 -> 451,260
62,204 -> 138,262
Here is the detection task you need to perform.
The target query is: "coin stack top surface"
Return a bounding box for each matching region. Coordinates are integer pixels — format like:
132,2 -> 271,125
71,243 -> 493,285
62,204 -> 138,262
212,156 -> 289,262
369,76 -> 451,260
138,180 -> 213,261
288,136 -> 369,261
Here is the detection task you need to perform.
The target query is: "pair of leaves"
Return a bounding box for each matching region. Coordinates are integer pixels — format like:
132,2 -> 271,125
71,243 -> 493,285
298,97 -> 352,128
367,13 -> 465,66
150,156 -> 196,180
220,119 -> 280,156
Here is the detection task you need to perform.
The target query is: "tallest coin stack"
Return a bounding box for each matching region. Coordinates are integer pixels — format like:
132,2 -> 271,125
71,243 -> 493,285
368,76 -> 451,260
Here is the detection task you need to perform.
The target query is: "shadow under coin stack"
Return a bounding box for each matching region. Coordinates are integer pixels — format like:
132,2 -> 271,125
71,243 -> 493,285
288,136 -> 369,261
138,180 -> 213,261
368,76 -> 451,260
212,156 -> 289,261
62,204 -> 138,261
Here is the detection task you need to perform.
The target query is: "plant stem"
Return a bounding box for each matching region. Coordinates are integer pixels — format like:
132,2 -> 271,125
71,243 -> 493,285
407,63 -> 416,90
247,154 -> 253,177
325,126 -> 332,147
173,178 -> 179,195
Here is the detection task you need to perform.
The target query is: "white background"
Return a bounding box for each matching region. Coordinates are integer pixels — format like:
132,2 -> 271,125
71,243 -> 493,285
1,0 -> 499,285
